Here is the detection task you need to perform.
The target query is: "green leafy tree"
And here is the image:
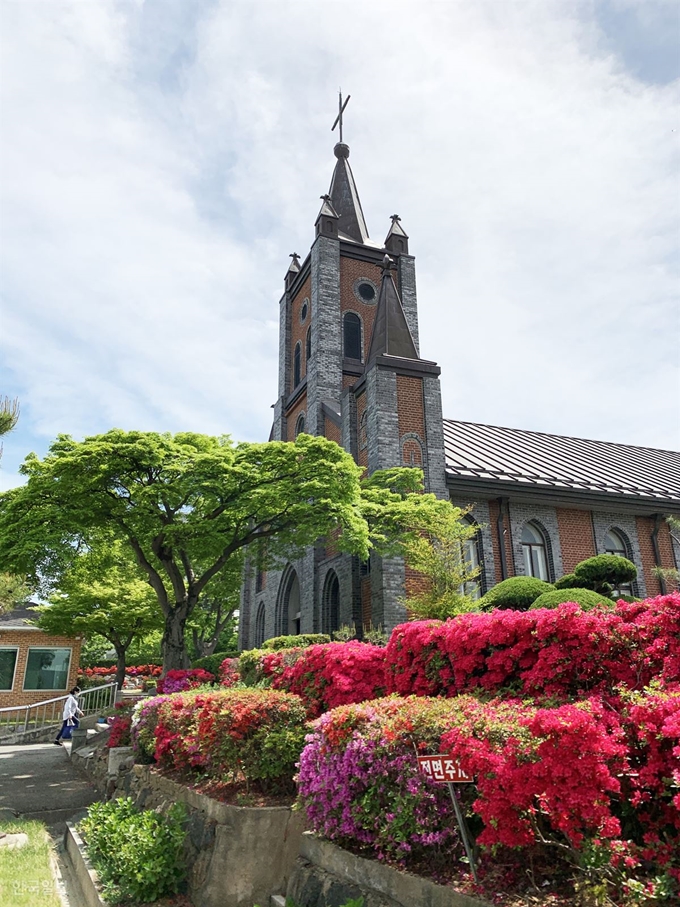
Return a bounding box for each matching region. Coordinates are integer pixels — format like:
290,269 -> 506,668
398,504 -> 482,620
0,396 -> 19,439
35,539 -> 162,689
0,431 -> 448,672
186,554 -> 243,659
0,572 -> 32,614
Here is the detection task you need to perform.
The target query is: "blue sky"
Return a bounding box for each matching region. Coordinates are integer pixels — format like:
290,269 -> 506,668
1,0 -> 678,491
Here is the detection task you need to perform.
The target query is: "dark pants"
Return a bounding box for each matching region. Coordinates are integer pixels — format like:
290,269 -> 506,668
55,719 -> 78,741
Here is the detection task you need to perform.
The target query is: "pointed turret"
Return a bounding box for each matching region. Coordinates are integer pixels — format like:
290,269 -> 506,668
285,252 -> 301,290
327,143 -> 370,244
367,255 -> 419,364
384,214 -> 409,255
315,194 -> 340,239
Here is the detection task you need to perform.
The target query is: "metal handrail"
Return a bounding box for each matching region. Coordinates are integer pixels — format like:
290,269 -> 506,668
0,682 -> 118,737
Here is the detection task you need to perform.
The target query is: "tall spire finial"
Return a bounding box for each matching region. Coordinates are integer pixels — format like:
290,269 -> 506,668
331,90 -> 351,145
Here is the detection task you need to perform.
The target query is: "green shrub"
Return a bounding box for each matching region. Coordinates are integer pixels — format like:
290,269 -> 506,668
262,634 -> 330,651
238,648 -> 270,685
530,588 -> 614,611
554,573 -> 580,589
573,554 -> 637,594
79,797 -> 185,904
191,651 -> 238,675
481,576 -> 554,611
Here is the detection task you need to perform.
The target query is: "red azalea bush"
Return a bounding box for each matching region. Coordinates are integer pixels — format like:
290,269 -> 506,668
106,700 -> 139,748
151,688 -> 307,791
156,668 -> 215,694
81,665 -> 163,678
267,641 -> 387,717
219,657 -> 240,687
386,594 -> 680,699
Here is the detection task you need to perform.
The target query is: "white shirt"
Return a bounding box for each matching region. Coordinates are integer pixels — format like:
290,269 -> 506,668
62,694 -> 79,722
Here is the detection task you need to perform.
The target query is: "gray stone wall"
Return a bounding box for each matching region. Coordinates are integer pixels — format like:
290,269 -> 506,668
366,368 -> 400,474
397,255 -> 420,355
591,511 -> 647,597
307,236 -> 341,435
508,502 -> 563,582
423,374 -> 448,499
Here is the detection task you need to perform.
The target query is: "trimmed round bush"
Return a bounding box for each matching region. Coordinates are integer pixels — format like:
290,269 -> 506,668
530,588 -> 614,611
555,573 -> 580,589
573,554 -> 637,593
262,633 -> 331,651
481,576 -> 553,610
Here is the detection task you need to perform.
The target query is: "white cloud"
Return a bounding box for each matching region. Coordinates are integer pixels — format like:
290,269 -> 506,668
0,0 -> 678,491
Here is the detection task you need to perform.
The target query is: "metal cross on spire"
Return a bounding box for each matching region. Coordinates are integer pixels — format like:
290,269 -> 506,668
331,90 -> 351,144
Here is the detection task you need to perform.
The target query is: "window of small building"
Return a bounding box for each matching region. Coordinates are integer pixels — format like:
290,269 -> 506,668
293,342 -> 301,388
23,647 -> 71,691
343,313 -> 362,361
0,648 -> 18,690
521,522 -> 550,582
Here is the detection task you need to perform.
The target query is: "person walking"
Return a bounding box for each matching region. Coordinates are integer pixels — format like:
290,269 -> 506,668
54,686 -> 84,745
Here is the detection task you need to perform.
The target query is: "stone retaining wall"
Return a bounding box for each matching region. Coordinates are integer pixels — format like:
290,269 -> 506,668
287,833 -> 492,907
116,765 -> 305,907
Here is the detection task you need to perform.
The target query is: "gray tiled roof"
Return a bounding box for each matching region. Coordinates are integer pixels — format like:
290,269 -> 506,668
443,420 -> 680,504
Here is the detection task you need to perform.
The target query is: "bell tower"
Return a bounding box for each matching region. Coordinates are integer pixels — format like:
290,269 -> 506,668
240,101 -> 447,649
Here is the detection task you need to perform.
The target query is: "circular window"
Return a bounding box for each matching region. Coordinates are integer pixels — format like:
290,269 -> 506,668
353,279 -> 377,304
300,298 -> 309,323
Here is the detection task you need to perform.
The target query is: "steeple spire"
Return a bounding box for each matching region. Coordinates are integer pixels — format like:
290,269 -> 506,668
366,255 -> 419,363
324,91 -> 370,244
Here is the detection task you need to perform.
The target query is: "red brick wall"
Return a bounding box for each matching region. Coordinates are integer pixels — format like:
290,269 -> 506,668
0,630 -> 82,709
396,375 -> 425,438
636,516 -> 677,596
290,276 -> 311,393
325,418 -> 341,446
286,392 -> 307,442
556,508 -> 596,572
488,499 -> 515,579
340,257 -> 382,361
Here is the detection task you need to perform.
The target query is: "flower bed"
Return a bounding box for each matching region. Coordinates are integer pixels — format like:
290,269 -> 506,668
385,593 -> 680,699
297,686 -> 680,903
134,688 -> 308,793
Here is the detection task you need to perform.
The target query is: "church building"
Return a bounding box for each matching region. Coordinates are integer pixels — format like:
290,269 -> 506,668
238,126 -> 680,650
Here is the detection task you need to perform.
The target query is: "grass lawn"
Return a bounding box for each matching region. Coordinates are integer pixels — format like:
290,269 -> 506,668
0,819 -> 61,907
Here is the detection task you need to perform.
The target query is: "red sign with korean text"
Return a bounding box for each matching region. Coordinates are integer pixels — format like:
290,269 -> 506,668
417,755 -> 473,784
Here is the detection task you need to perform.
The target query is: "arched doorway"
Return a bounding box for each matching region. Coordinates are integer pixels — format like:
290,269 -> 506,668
276,567 -> 301,636
322,570 -> 340,635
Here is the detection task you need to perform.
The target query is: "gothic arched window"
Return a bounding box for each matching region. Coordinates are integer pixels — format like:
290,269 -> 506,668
295,413 -> 305,437
459,517 -> 484,600
521,522 -> 550,581
604,528 -> 634,595
293,342 -> 301,388
255,602 -> 266,648
306,327 -> 312,364
343,313 -> 362,361
322,570 -> 340,635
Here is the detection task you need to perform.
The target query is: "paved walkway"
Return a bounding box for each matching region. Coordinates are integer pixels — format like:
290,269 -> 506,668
0,742 -> 99,826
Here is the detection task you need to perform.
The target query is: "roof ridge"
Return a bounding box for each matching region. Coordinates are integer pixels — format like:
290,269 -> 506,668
443,419 -> 680,456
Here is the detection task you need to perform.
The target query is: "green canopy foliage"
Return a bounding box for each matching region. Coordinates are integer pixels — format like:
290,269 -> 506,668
0,430 -> 445,671
572,554 -> 637,595
0,572 -> 32,615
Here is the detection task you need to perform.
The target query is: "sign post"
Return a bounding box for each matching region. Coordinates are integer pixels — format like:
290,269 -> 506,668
417,755 -> 478,883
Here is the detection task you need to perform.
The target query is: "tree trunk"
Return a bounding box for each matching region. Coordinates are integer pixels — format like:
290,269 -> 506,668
161,608 -> 190,673
113,644 -> 127,692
